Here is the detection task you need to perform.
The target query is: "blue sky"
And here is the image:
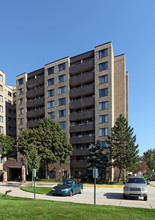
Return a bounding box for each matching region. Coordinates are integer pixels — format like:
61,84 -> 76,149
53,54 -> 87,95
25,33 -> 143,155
0,0 -> 154,155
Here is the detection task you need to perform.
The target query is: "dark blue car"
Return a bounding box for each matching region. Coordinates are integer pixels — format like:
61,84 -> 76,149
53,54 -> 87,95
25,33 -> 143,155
51,179 -> 83,196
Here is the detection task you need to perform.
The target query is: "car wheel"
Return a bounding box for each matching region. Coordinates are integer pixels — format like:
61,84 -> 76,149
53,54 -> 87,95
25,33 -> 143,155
79,188 -> 83,194
144,196 -> 147,201
69,190 -> 73,197
123,194 -> 127,199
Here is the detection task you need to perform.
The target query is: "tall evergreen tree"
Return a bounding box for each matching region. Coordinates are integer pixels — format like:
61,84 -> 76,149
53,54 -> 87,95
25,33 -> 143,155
107,114 -> 139,182
87,141 -> 108,180
26,143 -> 41,172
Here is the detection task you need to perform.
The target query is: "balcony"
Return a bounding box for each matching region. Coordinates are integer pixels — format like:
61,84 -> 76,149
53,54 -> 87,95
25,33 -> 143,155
70,135 -> 95,145
27,120 -> 40,128
70,161 -> 87,169
72,148 -> 90,156
27,108 -> 44,118
70,84 -> 94,98
27,75 -> 44,89
70,97 -> 95,109
70,110 -> 95,121
70,71 -> 94,86
27,86 -> 44,98
70,123 -> 94,133
27,97 -> 44,108
70,59 -> 94,75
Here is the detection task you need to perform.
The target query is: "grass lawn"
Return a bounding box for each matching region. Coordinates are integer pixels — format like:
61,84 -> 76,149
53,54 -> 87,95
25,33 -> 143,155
20,186 -> 52,194
0,194 -> 155,220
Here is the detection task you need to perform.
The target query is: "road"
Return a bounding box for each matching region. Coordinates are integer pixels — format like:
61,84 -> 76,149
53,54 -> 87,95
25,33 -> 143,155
0,184 -> 155,209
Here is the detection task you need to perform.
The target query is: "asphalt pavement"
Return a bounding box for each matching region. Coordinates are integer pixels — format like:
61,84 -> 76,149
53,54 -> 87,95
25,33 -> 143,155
0,182 -> 155,209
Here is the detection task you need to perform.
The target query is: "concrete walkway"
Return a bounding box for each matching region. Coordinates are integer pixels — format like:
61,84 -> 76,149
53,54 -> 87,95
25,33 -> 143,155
0,182 -> 155,209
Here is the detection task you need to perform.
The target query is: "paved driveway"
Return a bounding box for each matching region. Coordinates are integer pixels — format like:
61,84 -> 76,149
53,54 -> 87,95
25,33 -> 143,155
0,185 -> 155,209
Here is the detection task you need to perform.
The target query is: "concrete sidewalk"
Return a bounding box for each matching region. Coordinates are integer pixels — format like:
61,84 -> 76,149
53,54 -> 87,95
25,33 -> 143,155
0,185 -> 155,209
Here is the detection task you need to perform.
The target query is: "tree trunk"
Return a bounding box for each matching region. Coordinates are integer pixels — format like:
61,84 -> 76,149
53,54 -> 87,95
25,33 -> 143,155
45,160 -> 48,179
118,168 -> 122,182
60,161 -> 62,182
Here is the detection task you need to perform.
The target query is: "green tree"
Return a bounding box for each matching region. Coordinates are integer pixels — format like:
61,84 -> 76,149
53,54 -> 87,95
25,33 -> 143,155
107,114 -> 139,182
142,149 -> 155,173
0,133 -> 14,158
26,143 -> 41,172
17,118 -> 73,179
87,141 -> 108,180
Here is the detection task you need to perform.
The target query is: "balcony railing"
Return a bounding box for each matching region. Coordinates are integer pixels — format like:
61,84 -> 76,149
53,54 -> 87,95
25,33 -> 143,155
70,59 -> 94,75
70,110 -> 95,121
27,108 -> 44,118
27,97 -> 44,108
27,86 -> 44,98
27,75 -> 44,89
70,84 -> 94,98
70,96 -> 95,109
70,123 -> 95,133
70,71 -> 94,86
70,135 -> 95,144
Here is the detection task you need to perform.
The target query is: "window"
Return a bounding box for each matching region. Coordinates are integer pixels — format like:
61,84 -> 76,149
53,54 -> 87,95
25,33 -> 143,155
77,132 -> 83,138
18,98 -> 23,105
0,116 -> 3,123
98,49 -> 108,59
0,74 -> 3,82
99,61 -> 108,71
99,128 -> 108,136
48,112 -> 55,119
0,85 -> 3,92
8,91 -> 11,97
59,109 -> 66,117
0,95 -> 3,102
48,89 -> 54,97
48,67 -> 54,75
59,97 -> 66,106
58,74 -> 66,83
98,74 -> 108,84
48,100 -> 55,108
58,86 -> 66,94
48,78 -> 54,86
18,78 -> 24,85
0,126 -> 3,133
99,101 -> 108,110
99,114 -> 108,123
100,141 -> 108,148
18,118 -> 24,124
59,121 -> 66,129
58,63 -> 66,71
0,105 -> 3,113
18,108 -> 24,115
18,88 -> 23,95
99,88 -> 108,97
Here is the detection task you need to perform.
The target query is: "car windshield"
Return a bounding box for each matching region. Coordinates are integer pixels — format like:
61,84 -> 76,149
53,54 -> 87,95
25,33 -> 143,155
127,178 -> 145,184
62,180 -> 73,186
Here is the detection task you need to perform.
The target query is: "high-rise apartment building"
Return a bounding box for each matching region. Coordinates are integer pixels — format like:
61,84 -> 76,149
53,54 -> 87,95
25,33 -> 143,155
0,70 -> 16,179
15,42 -> 128,181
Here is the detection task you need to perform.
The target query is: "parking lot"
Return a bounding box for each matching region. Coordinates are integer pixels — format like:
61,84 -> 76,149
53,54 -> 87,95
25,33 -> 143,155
1,184 -> 155,209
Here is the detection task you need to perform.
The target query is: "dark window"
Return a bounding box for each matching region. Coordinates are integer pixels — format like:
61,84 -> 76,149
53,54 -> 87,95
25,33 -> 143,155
99,74 -> 108,84
18,78 -> 24,85
99,114 -> 108,123
58,86 -> 66,94
99,62 -> 108,71
59,121 -> 66,129
18,88 -> 23,95
99,101 -> 108,110
48,100 -> 55,108
59,98 -> 66,106
48,78 -> 54,86
59,109 -> 66,117
98,49 -> 108,59
48,112 -> 55,119
99,88 -> 108,97
58,63 -> 66,71
48,67 -> 54,75
8,91 -> 11,97
58,74 -> 66,83
48,89 -> 54,97
99,128 -> 108,136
